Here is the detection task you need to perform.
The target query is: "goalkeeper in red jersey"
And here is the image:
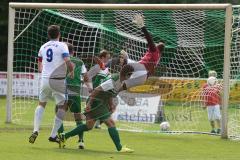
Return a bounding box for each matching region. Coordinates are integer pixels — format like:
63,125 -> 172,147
134,14 -> 165,76
87,14 -> 164,90
122,14 -> 165,89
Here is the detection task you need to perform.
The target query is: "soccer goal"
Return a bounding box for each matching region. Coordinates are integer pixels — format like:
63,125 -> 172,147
7,3 -> 234,139
227,5 -> 240,140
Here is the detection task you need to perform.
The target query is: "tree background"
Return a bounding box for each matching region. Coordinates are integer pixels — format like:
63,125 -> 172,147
0,0 -> 238,71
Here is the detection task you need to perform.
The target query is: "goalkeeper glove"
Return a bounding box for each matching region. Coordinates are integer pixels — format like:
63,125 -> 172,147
132,14 -> 145,28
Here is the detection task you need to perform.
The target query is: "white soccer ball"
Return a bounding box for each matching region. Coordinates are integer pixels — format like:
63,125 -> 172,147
160,121 -> 170,131
207,76 -> 217,86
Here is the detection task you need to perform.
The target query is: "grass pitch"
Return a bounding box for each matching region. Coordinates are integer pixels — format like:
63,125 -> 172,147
1,97 -> 240,160
0,129 -> 240,160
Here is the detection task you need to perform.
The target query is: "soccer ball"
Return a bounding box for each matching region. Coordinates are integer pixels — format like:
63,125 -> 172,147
160,121 -> 170,131
207,76 -> 217,86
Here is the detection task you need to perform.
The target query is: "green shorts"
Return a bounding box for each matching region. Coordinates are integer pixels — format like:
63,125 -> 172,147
68,95 -> 81,113
84,92 -> 112,121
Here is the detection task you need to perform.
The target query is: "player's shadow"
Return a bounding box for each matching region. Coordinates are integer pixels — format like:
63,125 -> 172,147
30,146 -> 113,155
52,147 -> 135,155
31,146 -> 134,155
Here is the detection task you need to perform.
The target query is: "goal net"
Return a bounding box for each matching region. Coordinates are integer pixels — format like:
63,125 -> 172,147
7,4 -> 234,138
228,5 -> 240,140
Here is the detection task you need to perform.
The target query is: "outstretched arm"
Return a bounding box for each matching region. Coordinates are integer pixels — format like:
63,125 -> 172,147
64,57 -> 74,79
133,14 -> 156,52
141,27 -> 156,52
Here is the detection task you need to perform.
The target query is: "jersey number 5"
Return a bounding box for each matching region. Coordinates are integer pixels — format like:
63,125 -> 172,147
46,48 -> 53,62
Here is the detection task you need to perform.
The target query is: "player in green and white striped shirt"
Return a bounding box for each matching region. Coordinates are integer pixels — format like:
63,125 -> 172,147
91,50 -> 111,129
57,43 -> 91,149
58,65 -> 134,153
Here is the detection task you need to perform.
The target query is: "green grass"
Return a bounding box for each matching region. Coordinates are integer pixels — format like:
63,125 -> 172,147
0,129 -> 240,160
0,97 -> 214,131
1,97 -> 240,160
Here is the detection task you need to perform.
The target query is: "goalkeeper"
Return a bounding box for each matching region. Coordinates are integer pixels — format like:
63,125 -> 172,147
122,14 -> 165,89
58,65 -> 134,153
57,43 -> 91,149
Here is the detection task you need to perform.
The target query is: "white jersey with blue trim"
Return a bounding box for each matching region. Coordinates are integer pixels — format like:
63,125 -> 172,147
38,40 -> 69,78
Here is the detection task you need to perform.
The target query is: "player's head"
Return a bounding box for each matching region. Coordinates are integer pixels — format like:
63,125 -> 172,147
208,70 -> 217,78
99,49 -> 111,63
66,43 -> 74,55
119,50 -> 128,65
207,76 -> 217,86
120,64 -> 134,82
48,25 -> 60,40
156,40 -> 165,53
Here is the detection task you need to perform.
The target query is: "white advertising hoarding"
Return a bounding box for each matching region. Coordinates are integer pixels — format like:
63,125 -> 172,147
113,91 -> 160,123
1,72 -> 161,124
0,72 -> 39,96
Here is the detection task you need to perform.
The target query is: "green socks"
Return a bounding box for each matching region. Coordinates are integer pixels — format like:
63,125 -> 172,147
76,121 -> 84,141
108,127 -> 122,151
65,124 -> 89,139
58,123 -> 64,134
57,120 -> 84,141
63,124 -> 122,151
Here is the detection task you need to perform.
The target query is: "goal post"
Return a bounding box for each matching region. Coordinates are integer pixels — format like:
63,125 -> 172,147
6,5 -> 15,123
7,3 -> 233,139
221,4 -> 232,139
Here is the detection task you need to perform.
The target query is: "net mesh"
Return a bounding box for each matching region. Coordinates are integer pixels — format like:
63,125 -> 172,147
228,6 -> 240,140
10,7 -> 238,138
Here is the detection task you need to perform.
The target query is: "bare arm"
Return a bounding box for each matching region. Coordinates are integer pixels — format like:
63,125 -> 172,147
83,73 -> 93,93
64,57 -> 74,78
38,57 -> 42,73
83,73 -> 89,83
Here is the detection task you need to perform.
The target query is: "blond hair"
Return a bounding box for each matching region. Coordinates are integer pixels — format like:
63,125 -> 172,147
208,70 -> 217,78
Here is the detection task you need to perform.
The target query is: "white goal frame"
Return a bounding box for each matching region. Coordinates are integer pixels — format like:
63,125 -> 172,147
7,3 -> 232,139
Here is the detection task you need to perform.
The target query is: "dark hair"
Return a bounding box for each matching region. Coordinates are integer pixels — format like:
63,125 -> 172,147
99,49 -> 110,58
159,40 -> 165,43
47,25 -> 60,39
157,41 -> 165,52
120,64 -> 134,78
66,43 -> 74,54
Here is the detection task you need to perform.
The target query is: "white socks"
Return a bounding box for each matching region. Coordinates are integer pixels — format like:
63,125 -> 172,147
33,106 -> 66,138
33,105 -> 45,132
50,109 -> 65,138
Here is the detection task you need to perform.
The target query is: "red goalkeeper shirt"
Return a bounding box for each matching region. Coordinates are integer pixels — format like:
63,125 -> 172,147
139,47 -> 160,76
202,83 -> 222,106
138,27 -> 161,76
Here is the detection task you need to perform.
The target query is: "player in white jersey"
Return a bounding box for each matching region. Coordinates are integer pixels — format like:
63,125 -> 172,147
29,25 -> 74,145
